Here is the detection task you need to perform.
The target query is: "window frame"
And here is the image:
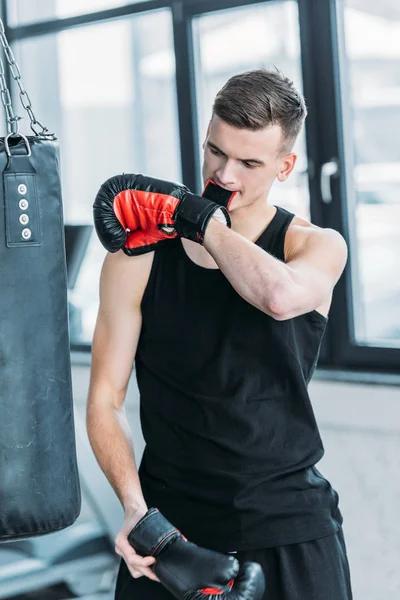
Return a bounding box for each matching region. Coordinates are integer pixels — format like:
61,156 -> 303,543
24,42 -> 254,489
4,0 -> 399,374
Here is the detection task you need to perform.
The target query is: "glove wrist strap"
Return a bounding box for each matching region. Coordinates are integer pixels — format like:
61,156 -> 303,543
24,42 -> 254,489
128,507 -> 180,557
174,193 -> 231,244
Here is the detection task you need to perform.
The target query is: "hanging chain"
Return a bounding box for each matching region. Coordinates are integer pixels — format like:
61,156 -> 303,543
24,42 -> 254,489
0,54 -> 20,135
0,19 -> 52,137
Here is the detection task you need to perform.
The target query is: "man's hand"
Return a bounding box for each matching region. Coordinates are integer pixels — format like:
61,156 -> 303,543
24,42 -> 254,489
114,505 -> 161,583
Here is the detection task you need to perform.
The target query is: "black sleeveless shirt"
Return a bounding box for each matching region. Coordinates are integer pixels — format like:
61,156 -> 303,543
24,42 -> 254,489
135,205 -> 343,552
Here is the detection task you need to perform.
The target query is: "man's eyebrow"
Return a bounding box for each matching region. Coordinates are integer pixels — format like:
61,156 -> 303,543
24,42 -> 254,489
207,141 -> 265,165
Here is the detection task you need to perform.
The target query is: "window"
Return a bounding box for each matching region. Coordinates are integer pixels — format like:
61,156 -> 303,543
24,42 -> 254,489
7,0 -> 149,26
13,10 -> 181,344
6,0 -> 399,370
341,0 -> 400,347
193,1 -> 310,220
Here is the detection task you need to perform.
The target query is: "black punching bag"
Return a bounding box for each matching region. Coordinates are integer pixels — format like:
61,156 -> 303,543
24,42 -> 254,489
0,134 -> 81,541
0,23 -> 81,540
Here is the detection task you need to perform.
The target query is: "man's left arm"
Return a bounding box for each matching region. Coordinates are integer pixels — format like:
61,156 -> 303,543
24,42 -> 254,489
203,218 -> 348,320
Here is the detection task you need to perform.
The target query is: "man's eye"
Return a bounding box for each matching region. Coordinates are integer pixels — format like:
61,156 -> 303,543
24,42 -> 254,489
209,147 -> 221,155
243,162 -> 256,169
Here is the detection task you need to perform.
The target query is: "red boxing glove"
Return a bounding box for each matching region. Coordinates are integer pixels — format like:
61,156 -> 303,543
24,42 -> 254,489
93,174 -> 235,256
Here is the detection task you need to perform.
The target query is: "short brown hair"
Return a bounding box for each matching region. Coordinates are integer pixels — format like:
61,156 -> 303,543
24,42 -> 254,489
212,68 -> 307,154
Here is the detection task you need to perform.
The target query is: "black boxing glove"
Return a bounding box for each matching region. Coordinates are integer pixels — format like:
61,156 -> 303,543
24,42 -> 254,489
128,508 -> 265,600
93,173 -> 234,256
202,179 -> 236,210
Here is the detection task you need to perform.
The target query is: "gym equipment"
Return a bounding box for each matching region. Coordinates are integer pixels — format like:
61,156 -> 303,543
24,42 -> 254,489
0,18 -> 81,541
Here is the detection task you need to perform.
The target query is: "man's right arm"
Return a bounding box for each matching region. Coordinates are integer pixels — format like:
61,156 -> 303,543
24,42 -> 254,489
86,249 -> 153,516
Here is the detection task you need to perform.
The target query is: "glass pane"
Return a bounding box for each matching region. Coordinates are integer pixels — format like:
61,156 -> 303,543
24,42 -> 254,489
193,1 -> 310,220
13,10 -> 180,345
7,0 -> 150,26
342,1 -> 400,347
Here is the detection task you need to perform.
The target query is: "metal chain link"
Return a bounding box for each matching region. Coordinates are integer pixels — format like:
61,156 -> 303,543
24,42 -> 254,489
0,60 -> 20,134
0,18 -> 53,137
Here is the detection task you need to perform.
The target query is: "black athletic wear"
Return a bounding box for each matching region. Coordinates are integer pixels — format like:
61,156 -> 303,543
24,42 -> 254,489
135,205 -> 343,552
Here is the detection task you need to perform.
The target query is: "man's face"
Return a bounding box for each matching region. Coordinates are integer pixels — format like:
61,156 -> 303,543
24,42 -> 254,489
202,115 -> 297,211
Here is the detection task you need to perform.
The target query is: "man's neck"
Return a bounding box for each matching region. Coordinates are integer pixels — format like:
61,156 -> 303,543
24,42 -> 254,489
229,202 -> 277,243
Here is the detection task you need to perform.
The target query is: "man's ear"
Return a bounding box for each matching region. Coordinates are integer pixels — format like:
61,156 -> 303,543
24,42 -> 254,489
277,154 -> 297,182
202,121 -> 211,150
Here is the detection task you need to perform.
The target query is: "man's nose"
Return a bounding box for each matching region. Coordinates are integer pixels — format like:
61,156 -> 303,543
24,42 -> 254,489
216,160 -> 237,186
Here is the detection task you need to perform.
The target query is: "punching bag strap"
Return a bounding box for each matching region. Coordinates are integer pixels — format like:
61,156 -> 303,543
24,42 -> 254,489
0,18 -> 51,249
3,136 -> 41,248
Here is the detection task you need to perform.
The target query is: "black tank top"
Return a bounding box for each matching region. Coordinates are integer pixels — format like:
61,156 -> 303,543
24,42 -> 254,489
136,205 -> 343,552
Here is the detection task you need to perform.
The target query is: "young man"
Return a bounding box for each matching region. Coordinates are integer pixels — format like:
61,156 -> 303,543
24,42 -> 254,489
87,69 -> 352,599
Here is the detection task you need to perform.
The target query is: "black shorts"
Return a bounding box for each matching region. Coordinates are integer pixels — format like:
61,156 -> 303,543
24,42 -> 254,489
114,526 -> 353,600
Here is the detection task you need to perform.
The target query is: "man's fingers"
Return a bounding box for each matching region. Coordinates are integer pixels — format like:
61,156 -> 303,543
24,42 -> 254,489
142,566 -> 161,582
125,553 -> 157,578
127,564 -> 160,582
115,538 -> 155,565
115,534 -> 158,582
127,555 -> 155,568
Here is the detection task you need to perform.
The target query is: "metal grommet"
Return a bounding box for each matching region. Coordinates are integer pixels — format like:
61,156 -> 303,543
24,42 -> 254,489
21,228 -> 32,240
19,199 -> 29,210
19,214 -> 29,225
18,184 -> 27,195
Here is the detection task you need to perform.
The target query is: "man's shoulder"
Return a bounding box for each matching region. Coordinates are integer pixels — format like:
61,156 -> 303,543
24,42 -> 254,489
101,249 -> 155,308
283,211 -> 346,261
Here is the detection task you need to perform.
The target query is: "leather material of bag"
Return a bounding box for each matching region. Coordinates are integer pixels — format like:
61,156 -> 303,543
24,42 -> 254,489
0,135 -> 81,541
